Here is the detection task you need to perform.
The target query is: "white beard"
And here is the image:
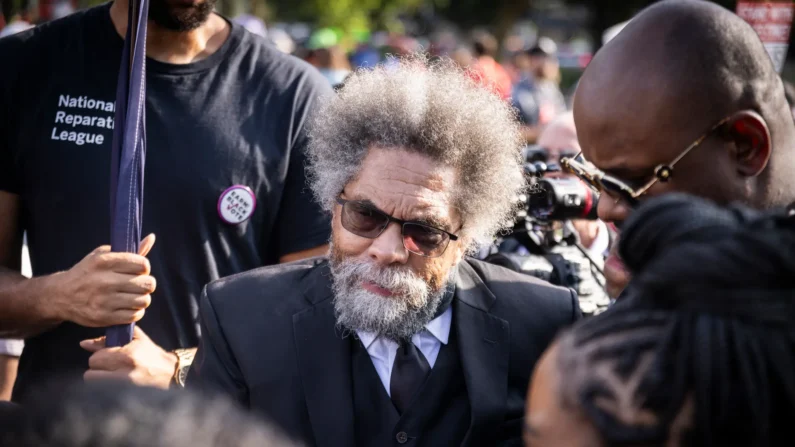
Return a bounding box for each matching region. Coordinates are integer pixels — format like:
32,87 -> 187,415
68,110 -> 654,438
330,256 -> 448,341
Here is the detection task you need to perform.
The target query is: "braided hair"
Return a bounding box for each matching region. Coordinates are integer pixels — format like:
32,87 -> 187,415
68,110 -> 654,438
555,193 -> 795,447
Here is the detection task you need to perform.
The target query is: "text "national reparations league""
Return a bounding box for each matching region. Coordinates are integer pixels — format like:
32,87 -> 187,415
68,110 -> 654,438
51,94 -> 116,146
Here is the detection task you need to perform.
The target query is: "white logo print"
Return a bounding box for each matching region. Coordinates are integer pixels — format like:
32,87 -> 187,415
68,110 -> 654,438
50,94 -> 116,146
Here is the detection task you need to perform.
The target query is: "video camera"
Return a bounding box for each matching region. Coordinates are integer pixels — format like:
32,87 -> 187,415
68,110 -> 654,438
522,146 -> 599,222
482,146 -> 609,314
511,155 -> 601,254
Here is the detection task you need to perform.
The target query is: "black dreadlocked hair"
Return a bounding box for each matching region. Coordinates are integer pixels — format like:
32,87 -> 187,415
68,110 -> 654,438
556,193 -> 795,447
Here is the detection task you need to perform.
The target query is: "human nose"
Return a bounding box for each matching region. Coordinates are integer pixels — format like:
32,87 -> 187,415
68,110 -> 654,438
367,222 -> 410,266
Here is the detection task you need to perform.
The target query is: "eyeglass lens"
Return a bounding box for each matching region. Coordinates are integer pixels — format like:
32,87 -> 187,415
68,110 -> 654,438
340,201 -> 450,257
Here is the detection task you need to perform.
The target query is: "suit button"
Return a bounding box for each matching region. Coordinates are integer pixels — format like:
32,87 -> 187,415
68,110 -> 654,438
396,431 -> 409,444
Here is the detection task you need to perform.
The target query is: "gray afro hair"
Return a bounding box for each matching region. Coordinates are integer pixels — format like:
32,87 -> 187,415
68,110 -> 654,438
306,54 -> 526,248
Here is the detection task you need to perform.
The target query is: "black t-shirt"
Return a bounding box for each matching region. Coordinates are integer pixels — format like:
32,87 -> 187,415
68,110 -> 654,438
0,4 -> 333,399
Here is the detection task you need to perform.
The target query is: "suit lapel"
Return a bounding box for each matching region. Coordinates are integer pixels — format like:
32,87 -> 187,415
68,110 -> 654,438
454,261 -> 511,447
292,262 -> 356,447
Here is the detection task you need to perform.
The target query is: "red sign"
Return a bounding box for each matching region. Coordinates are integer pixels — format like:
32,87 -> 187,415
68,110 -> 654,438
737,1 -> 795,72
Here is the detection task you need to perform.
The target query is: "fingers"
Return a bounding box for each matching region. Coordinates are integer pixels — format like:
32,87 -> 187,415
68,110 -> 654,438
138,234 -> 156,257
79,325 -> 150,350
122,294 -> 152,311
89,233 -> 155,259
111,274 -> 156,295
97,252 -> 151,275
113,308 -> 147,325
132,325 -> 149,341
89,308 -> 146,327
85,234 -> 155,275
79,336 -> 107,353
87,347 -> 131,372
91,245 -> 112,255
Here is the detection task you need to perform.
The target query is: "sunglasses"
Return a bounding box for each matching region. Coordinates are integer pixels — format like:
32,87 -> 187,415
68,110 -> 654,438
560,116 -> 731,207
336,198 -> 459,258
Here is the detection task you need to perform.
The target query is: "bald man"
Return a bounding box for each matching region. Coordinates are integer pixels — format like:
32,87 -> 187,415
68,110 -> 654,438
572,0 -> 795,298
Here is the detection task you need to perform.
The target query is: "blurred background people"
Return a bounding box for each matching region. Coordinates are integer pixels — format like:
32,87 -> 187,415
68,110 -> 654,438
513,37 -> 567,143
232,13 -> 267,38
526,194 -> 795,447
304,27 -> 352,88
0,0 -> 33,37
468,31 -> 513,100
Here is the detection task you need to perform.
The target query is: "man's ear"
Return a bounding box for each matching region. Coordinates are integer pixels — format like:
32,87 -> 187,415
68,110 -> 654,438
724,110 -> 771,177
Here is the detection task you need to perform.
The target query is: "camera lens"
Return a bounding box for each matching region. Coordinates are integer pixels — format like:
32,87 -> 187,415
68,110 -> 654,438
528,178 -> 599,221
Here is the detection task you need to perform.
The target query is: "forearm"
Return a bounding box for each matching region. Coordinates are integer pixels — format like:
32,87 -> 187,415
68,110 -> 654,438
0,354 -> 18,400
0,267 -> 62,338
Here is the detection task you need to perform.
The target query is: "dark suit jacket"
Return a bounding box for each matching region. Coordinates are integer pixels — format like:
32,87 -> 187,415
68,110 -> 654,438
188,257 -> 581,446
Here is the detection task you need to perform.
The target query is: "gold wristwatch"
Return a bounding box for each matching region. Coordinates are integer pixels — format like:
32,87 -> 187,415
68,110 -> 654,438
172,348 -> 196,388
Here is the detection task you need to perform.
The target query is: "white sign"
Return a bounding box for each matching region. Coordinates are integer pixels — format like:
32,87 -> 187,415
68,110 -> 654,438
737,1 -> 795,73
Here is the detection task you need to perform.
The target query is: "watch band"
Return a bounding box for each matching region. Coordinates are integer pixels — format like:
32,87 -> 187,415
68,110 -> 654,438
172,348 -> 196,387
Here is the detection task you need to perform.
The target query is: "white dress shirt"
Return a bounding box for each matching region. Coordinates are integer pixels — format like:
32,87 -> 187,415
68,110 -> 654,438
356,306 -> 453,397
588,220 -> 611,260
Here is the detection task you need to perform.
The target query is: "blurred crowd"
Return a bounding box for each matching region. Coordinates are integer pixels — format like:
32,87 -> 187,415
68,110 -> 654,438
229,14 -> 586,142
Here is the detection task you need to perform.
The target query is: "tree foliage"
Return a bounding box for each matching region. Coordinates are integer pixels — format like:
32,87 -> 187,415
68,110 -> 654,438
268,0 -> 432,32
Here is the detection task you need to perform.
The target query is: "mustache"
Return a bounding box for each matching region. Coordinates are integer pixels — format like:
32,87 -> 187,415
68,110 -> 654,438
332,258 -> 429,300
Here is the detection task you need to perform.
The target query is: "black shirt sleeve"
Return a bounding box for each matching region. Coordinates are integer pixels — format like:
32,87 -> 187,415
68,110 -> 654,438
273,70 -> 333,258
0,33 -> 29,195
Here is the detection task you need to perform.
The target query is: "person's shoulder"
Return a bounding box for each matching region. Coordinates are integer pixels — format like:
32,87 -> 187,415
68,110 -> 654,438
0,20 -> 36,58
0,5 -> 105,51
207,256 -> 324,295
232,27 -> 333,98
204,257 -> 328,313
463,257 -> 578,322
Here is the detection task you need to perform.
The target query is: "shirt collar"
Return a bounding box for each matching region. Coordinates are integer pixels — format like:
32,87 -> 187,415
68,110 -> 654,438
357,303 -> 454,349
424,306 -> 452,345
589,220 -> 610,258
357,331 -> 379,350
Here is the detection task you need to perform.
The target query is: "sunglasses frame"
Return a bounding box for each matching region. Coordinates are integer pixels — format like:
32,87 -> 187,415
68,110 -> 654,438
336,197 -> 458,258
561,116 -> 732,205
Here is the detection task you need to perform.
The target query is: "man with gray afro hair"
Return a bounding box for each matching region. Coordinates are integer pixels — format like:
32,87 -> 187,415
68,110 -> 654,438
190,54 -> 581,447
307,55 -> 526,248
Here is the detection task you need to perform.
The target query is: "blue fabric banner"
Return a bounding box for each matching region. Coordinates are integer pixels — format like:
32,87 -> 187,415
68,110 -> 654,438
106,0 -> 149,347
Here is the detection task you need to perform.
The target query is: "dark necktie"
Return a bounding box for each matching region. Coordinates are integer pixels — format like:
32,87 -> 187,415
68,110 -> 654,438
388,276 -> 456,413
390,339 -> 431,414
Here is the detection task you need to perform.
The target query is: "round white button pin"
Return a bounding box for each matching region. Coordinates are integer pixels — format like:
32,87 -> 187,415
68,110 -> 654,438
217,185 -> 257,224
